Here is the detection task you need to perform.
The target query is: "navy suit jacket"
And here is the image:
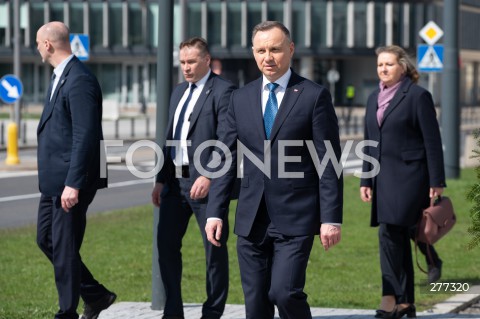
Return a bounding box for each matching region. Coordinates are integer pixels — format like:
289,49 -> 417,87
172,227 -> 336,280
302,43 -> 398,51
360,77 -> 446,227
206,70 -> 343,237
156,72 -> 236,187
37,56 -> 107,196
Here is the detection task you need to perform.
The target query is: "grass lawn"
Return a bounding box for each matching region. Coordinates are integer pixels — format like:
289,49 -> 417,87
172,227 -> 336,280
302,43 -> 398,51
1,170 -> 479,318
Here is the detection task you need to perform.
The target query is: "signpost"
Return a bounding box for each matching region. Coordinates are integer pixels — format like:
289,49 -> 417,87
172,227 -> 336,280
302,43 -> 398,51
0,74 -> 23,104
417,21 -> 444,73
327,69 -> 340,104
0,74 -> 23,165
70,34 -> 90,61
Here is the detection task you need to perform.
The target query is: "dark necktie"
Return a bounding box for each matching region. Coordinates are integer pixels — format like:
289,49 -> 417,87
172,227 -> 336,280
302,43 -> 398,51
171,83 -> 196,160
264,82 -> 279,139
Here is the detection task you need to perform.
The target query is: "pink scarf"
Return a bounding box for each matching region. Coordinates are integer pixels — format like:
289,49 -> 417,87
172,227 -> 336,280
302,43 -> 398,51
377,78 -> 404,126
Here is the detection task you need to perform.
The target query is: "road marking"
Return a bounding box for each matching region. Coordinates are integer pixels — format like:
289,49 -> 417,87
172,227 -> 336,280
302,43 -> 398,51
0,171 -> 38,179
0,179 -> 152,203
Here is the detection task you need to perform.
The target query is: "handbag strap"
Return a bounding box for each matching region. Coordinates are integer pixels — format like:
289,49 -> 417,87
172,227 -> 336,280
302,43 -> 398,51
414,234 -> 428,274
415,214 -> 436,274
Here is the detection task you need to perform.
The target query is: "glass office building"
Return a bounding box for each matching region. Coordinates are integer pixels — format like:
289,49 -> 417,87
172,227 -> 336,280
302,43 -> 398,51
0,0 -> 479,110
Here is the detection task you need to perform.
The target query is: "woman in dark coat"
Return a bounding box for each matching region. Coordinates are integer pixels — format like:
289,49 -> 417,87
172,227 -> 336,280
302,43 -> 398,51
360,45 -> 446,319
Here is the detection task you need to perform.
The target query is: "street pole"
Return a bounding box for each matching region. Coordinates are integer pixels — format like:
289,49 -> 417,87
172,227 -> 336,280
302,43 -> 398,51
13,0 -> 21,131
151,0 -> 173,310
441,0 -> 460,179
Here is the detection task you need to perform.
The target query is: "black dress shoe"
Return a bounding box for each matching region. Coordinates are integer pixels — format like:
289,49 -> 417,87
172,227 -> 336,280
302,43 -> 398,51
428,261 -> 443,283
396,304 -> 416,318
374,306 -> 397,319
81,292 -> 117,319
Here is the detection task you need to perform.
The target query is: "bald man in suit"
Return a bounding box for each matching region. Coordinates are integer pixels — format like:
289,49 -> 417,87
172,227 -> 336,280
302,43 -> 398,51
36,21 -> 115,319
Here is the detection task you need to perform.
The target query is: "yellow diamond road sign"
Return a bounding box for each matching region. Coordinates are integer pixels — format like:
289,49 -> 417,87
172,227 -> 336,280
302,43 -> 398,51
419,21 -> 444,45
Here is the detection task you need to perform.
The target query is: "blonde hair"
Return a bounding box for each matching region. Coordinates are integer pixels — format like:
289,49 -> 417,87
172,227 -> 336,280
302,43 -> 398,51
375,45 -> 420,84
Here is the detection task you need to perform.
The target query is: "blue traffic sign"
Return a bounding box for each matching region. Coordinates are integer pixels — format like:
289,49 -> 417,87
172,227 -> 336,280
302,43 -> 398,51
0,74 -> 23,104
417,44 -> 444,72
70,34 -> 90,61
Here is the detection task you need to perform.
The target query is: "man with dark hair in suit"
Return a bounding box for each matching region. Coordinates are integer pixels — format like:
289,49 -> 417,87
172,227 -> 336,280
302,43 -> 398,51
35,21 -> 116,319
205,21 -> 343,319
151,37 -> 236,319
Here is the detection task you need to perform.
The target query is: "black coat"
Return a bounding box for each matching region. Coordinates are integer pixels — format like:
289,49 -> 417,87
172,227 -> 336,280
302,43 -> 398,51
360,77 -> 446,227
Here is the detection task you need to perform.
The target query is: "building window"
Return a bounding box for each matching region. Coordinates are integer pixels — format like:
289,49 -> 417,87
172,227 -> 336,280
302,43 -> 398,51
187,2 -> 202,39
109,2 -> 123,48
247,2 -> 262,41
0,3 -> 8,46
374,2 -> 386,46
50,1 -> 64,22
207,2 -> 222,47
89,2 -> 103,48
69,2 -> 84,34
332,1 -> 347,48
267,1 -> 283,22
311,0 -> 327,49
147,3 -> 158,48
292,1 -> 306,47
29,2 -> 44,49
129,2 -> 143,46
354,2 -> 367,48
96,64 -> 122,101
227,2 -> 242,47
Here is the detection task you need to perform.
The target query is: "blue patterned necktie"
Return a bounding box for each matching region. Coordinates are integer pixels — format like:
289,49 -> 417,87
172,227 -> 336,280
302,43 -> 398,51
264,82 -> 279,139
171,83 -> 196,160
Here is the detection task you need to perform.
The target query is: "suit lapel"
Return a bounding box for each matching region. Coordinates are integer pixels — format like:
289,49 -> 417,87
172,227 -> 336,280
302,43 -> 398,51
166,82 -> 189,139
269,72 -> 303,141
249,78 -> 267,139
37,57 -> 77,133
368,89 -> 381,136
187,73 -> 215,137
380,78 -> 412,127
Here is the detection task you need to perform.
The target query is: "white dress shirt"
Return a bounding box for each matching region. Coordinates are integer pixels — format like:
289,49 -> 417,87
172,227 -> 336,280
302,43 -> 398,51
50,54 -> 74,100
172,70 -> 211,166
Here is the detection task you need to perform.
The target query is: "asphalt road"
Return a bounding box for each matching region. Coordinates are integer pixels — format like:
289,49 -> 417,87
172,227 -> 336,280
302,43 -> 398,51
0,165 -> 154,229
0,141 -> 364,230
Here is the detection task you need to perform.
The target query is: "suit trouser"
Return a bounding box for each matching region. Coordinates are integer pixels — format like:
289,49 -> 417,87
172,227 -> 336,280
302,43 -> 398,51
37,190 -> 110,319
237,203 -> 314,319
157,177 -> 229,318
379,223 -> 415,304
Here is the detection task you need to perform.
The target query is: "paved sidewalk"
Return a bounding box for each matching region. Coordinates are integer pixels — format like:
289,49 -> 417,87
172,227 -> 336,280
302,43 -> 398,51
97,286 -> 480,319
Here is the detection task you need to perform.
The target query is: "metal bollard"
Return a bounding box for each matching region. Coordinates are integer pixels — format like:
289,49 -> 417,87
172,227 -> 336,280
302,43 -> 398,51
22,121 -> 27,144
115,119 -> 119,139
131,117 -> 135,138
5,122 -> 20,165
146,117 -> 150,137
1,122 -> 4,146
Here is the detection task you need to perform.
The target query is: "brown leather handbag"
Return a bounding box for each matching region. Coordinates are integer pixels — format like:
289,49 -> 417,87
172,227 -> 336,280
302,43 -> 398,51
416,196 -> 456,245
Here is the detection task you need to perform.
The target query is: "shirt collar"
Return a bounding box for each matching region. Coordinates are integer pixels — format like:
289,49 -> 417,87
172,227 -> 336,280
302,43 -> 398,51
53,54 -> 75,79
262,68 -> 291,91
190,69 -> 211,89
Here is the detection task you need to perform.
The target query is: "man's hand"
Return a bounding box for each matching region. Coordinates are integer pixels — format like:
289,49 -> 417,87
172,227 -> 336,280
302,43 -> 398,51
190,176 -> 211,200
360,186 -> 372,202
151,183 -> 164,207
205,219 -> 223,247
320,224 -> 341,251
61,186 -> 79,212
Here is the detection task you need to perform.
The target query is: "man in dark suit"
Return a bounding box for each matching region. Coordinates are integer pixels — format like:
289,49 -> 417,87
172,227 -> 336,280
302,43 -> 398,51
151,37 -> 235,319
35,22 -> 116,319
205,21 -> 343,319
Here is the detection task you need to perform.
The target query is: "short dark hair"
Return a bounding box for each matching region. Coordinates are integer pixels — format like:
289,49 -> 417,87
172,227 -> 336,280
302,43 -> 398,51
179,37 -> 210,57
251,21 -> 291,45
